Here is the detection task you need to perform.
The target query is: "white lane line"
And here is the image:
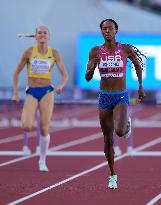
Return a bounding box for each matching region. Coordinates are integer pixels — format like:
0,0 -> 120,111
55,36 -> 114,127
133,137 -> 161,152
6,153 -> 128,205
0,132 -> 102,167
0,132 -> 35,144
132,151 -> 161,156
6,137 -> 161,205
0,155 -> 36,167
49,132 -> 102,151
0,151 -> 30,156
133,120 -> 161,128
51,119 -> 161,128
47,151 -> 104,156
146,193 -> 161,205
0,127 -> 67,144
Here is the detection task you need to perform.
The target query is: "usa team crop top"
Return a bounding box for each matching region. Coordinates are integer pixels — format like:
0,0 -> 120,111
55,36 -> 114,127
98,43 -> 127,78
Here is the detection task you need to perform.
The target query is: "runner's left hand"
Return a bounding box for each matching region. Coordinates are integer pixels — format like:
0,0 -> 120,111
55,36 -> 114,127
54,86 -> 63,94
138,86 -> 146,102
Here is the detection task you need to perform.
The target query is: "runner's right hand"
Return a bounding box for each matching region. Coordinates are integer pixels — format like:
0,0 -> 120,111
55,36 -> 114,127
12,93 -> 19,102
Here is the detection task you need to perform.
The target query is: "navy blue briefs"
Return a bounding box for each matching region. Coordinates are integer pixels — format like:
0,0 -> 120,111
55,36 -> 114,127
26,85 -> 54,101
98,90 -> 129,110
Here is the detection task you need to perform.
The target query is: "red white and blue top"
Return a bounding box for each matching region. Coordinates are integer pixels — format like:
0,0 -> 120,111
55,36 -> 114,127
98,43 -> 127,78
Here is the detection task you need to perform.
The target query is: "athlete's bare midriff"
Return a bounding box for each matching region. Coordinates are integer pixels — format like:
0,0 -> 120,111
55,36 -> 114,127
28,77 -> 52,87
100,76 -> 126,92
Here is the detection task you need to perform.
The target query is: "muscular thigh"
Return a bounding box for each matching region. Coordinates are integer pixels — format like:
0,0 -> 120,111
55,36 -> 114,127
21,94 -> 38,125
39,92 -> 54,127
99,108 -> 114,132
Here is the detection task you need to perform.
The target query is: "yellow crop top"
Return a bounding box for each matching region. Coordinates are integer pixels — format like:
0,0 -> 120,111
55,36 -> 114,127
27,45 -> 55,79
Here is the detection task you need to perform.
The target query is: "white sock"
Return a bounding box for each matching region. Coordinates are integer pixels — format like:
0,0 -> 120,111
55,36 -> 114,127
39,134 -> 50,164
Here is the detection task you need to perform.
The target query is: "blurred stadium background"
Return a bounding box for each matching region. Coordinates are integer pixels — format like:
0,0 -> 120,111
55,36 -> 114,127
0,3 -> 161,204
0,0 -> 161,124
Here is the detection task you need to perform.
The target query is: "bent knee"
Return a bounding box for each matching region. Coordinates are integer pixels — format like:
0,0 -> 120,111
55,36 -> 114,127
115,128 -> 126,137
22,123 -> 33,132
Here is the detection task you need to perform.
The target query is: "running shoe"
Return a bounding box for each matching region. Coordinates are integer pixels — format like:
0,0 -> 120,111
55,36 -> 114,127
39,161 -> 48,172
114,146 -> 122,156
122,117 -> 131,139
108,175 -> 118,189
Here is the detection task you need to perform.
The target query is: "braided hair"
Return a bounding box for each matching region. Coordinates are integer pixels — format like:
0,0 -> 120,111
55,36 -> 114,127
126,44 -> 146,70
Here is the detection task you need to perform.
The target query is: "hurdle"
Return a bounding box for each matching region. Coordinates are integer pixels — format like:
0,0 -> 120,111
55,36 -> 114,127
0,86 -> 142,157
0,87 -> 32,155
0,131 -> 31,156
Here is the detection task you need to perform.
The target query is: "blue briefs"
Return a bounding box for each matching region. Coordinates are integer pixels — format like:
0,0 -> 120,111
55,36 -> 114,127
26,85 -> 54,101
98,90 -> 129,110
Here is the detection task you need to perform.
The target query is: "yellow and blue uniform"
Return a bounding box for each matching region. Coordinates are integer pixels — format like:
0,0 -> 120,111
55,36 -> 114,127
27,45 -> 55,79
26,45 -> 55,101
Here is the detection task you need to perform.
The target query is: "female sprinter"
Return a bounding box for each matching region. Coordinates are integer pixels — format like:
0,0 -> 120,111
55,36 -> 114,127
12,25 -> 68,172
85,19 -> 146,189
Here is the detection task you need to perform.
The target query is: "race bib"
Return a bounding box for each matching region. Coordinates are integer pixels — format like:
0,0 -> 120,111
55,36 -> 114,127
99,55 -> 124,77
99,55 -> 123,68
30,59 -> 51,73
101,73 -> 124,78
